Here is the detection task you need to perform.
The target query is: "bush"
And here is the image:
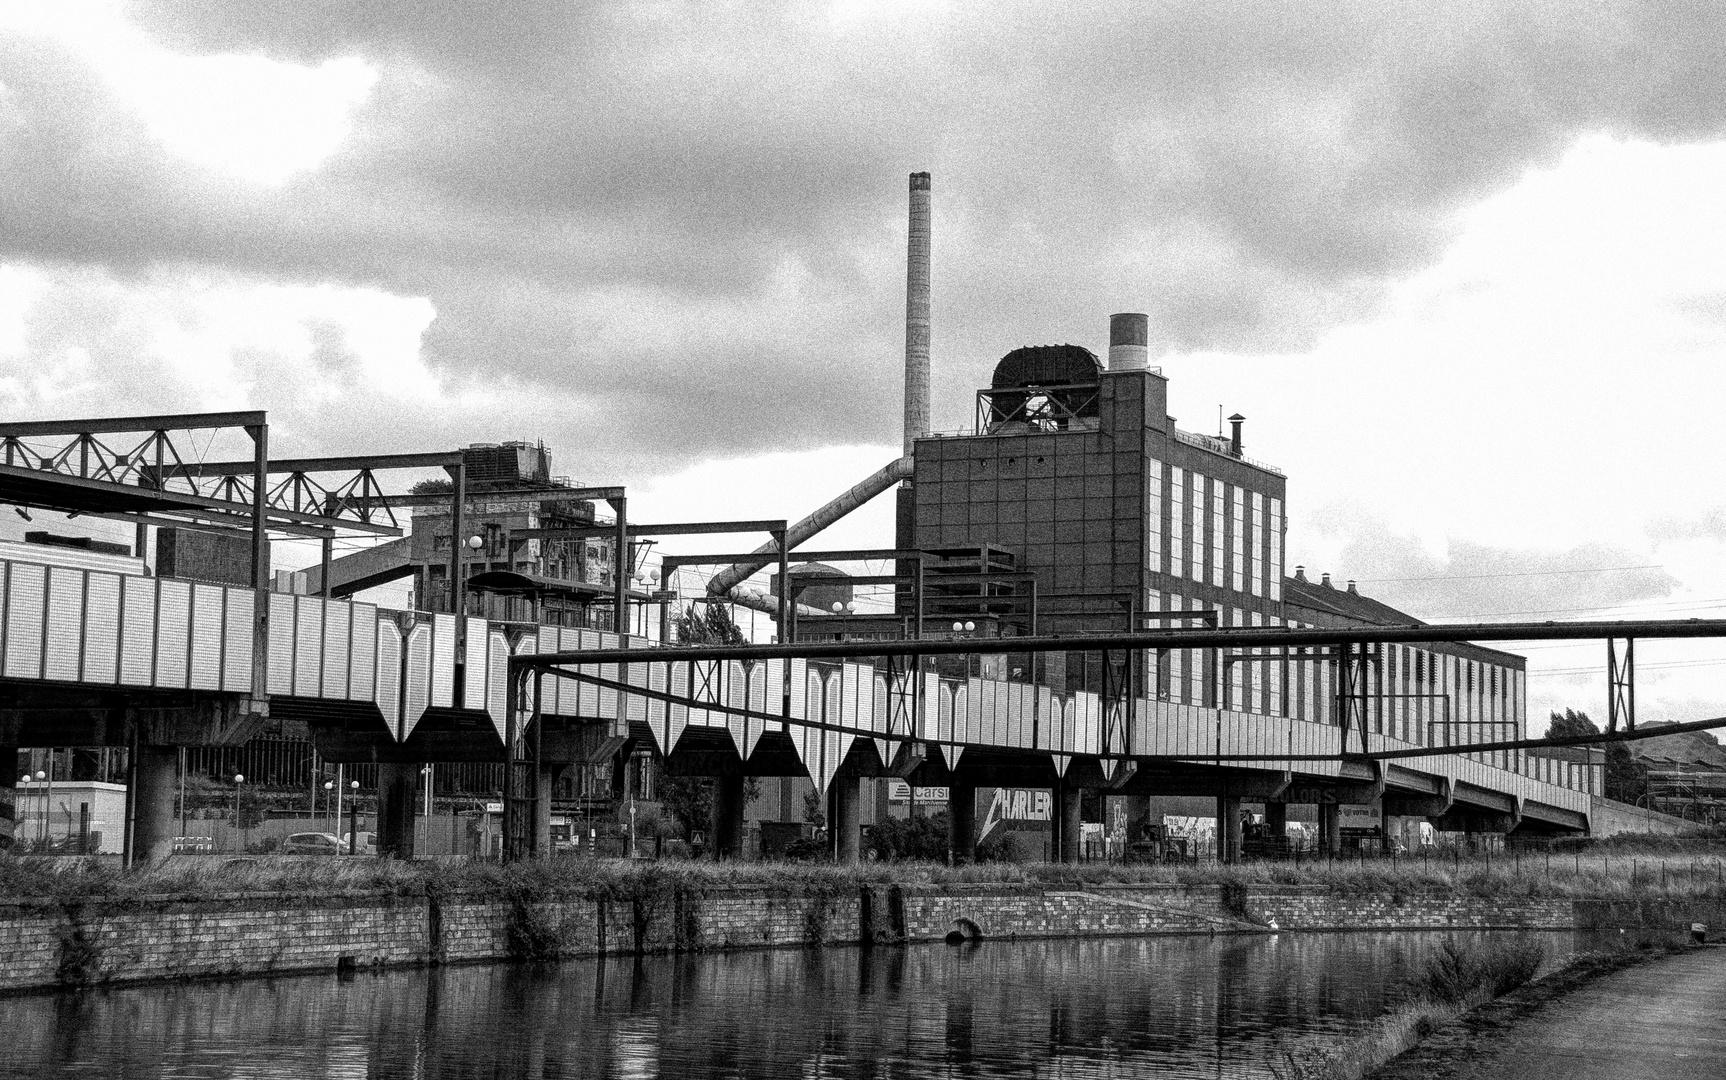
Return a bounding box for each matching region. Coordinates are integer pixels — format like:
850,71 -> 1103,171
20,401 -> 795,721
1409,936 -> 1547,1004
865,812 -> 949,861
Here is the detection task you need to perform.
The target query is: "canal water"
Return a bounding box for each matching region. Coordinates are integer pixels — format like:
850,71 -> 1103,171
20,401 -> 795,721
0,931 -> 1587,1078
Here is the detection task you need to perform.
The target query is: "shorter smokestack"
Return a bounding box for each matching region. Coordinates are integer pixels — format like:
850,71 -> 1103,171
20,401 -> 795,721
1347,579 -> 1358,594
1293,565 -> 1306,582
1107,313 -> 1149,371
1321,572 -> 1333,588
1228,413 -> 1245,456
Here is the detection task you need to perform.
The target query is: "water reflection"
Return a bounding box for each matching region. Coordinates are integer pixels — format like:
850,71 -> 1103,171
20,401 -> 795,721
0,932 -> 1576,1079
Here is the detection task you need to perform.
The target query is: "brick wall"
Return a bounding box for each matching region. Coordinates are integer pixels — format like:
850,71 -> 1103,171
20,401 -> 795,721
0,883 -> 1695,995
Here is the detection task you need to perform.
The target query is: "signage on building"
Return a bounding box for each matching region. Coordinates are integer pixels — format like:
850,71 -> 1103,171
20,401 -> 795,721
886,780 -> 948,803
978,788 -> 1053,841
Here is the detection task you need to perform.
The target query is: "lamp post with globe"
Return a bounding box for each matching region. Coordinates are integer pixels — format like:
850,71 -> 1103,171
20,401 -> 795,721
232,774 -> 245,852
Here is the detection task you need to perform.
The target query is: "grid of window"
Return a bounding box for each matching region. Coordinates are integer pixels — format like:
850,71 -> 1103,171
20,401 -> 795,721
1229,487 -> 1246,592
1249,610 -> 1263,708
1145,587 -> 1161,692
1250,492 -> 1264,598
1268,613 -> 1282,716
1168,592 -> 1184,702
1268,497 -> 1283,602
1170,467 -> 1185,579
1147,458 -> 1163,571
1210,482 -> 1224,587
1190,474 -> 1206,583
1189,597 -> 1206,704
1228,608 -> 1245,706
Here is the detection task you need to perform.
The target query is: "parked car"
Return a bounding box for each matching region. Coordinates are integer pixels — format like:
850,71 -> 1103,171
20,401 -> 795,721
281,832 -> 343,856
171,835 -> 215,854
339,831 -> 378,856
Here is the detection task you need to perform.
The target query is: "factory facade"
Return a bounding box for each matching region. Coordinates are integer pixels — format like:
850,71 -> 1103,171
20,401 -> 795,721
907,313 -> 1525,757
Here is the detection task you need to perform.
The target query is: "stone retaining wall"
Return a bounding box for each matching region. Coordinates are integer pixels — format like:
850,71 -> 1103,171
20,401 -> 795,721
0,883 -> 1705,994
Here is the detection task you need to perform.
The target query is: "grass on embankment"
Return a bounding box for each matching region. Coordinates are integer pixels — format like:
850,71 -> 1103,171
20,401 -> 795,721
1,846 -> 1724,904
1266,934 -> 1672,1080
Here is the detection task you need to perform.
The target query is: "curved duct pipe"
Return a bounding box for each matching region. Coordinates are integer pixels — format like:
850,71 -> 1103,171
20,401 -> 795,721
725,585 -> 825,620
706,455 -> 914,598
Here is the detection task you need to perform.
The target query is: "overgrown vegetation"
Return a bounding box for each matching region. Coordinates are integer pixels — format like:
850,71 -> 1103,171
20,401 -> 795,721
1270,936 -> 1551,1080
1,844 -> 1723,904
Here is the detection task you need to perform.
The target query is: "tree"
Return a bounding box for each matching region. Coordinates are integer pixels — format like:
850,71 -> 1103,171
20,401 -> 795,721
1546,708 -> 1646,805
409,478 -> 453,495
1543,708 -> 1598,740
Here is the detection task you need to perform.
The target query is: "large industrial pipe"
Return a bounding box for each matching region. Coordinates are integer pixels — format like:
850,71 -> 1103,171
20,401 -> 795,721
903,172 -> 931,455
706,455 -> 914,597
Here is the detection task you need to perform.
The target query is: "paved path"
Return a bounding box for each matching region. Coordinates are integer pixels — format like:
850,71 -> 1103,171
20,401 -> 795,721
1417,948 -> 1726,1080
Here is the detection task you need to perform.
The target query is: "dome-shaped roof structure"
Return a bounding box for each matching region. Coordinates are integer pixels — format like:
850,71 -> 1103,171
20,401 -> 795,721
991,344 -> 1101,390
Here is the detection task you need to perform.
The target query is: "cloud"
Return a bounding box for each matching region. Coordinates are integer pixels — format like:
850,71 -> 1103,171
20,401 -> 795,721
1297,504 -> 1680,622
5,2 -> 1726,475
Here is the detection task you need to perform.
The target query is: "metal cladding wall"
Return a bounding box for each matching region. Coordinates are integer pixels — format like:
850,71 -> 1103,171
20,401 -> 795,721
1,555 -> 254,694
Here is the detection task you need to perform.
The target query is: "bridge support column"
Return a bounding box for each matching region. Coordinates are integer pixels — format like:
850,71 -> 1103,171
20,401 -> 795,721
1265,801 -> 1287,841
376,762 -> 418,859
1218,794 -> 1242,864
130,745 -> 179,862
831,775 -> 861,864
1124,795 -> 1153,850
710,774 -> 745,860
0,747 -> 16,852
947,782 -> 975,864
1056,783 -> 1082,863
1318,801 -> 1341,859
535,764 -> 565,858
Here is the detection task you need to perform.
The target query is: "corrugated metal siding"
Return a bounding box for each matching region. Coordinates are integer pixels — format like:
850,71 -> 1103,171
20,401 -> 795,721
267,593 -> 294,695
402,622 -> 432,740
188,583 -> 223,691
348,603 -> 377,701
429,614 -> 455,710
222,589 -> 254,694
321,602 -> 351,698
83,572 -> 120,684
4,562 -> 45,679
486,629 -> 509,742
463,617 -> 487,710
118,576 -> 155,686
292,596 -> 322,698
44,567 -> 83,682
154,579 -> 191,689
374,621 -> 402,738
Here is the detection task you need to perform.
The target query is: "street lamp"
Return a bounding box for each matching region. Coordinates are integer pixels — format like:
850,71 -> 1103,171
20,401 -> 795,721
325,780 -> 335,828
33,769 -> 46,847
233,774 -> 245,853
348,779 -> 360,855
462,534 -> 484,616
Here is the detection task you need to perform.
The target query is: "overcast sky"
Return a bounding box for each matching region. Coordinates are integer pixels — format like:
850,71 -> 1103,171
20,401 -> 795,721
4,1 -> 1726,732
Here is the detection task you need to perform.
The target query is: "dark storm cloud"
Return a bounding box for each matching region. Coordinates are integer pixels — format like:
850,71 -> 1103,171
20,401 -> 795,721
1305,507 -> 1681,622
6,2 -> 1726,472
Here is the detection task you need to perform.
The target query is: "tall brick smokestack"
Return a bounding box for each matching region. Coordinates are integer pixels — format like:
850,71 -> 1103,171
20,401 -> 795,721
903,171 -> 931,456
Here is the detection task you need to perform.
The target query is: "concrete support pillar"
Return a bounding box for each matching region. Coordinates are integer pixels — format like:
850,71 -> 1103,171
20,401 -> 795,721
947,782 -> 975,864
0,747 -> 16,853
535,763 -> 564,858
1218,793 -> 1242,864
831,775 -> 861,864
376,762 -> 418,859
130,745 -> 180,862
1265,801 -> 1287,839
1124,795 -> 1153,849
710,773 -> 745,860
1318,801 -> 1342,858
1056,783 -> 1083,863
1378,802 -> 1393,856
